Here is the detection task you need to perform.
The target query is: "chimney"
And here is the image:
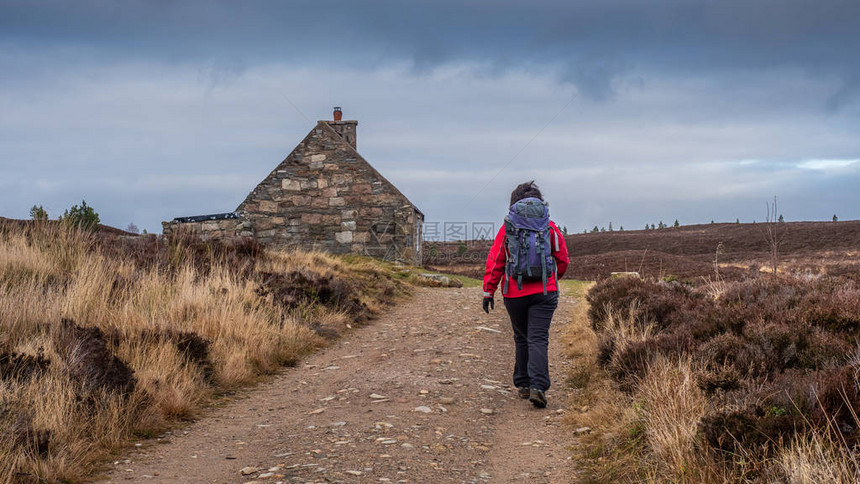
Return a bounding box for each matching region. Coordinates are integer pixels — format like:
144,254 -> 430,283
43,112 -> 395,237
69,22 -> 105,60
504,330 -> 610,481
326,106 -> 358,149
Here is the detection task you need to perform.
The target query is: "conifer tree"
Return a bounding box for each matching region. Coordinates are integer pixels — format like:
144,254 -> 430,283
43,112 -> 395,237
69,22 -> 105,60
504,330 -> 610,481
29,205 -> 48,221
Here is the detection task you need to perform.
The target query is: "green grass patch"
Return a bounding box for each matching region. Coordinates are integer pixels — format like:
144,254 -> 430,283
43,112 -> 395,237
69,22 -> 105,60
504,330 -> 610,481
559,279 -> 594,298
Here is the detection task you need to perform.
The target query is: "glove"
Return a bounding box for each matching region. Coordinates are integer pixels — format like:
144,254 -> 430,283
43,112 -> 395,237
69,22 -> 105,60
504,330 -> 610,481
482,297 -> 494,313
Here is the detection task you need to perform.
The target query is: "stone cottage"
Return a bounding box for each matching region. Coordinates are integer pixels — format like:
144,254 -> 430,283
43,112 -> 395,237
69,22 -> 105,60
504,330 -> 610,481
162,108 -> 424,265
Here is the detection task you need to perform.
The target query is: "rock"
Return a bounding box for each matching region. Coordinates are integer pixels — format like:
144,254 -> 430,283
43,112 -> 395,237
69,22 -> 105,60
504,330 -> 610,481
240,466 -> 259,475
419,273 -> 450,285
414,406 -> 432,413
345,470 -> 362,476
370,393 -> 388,400
480,408 -> 494,415
417,273 -> 464,288
439,397 -> 455,404
610,271 -> 641,279
308,408 -> 325,415
258,472 -> 274,478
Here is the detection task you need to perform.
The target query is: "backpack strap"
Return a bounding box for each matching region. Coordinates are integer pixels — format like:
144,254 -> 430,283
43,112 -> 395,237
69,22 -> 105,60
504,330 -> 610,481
553,228 -> 559,286
539,230 -> 548,295
517,231 -> 526,289
524,232 -> 532,279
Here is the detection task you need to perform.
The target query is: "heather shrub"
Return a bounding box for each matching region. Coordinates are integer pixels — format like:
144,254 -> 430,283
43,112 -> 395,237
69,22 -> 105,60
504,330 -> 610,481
801,281 -> 860,333
699,407 -> 800,459
587,276 -> 704,332
610,332 -> 691,391
586,273 -> 860,477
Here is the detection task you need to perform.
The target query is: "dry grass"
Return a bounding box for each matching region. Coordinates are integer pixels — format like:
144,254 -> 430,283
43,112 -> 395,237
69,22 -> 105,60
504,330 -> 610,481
561,284 -> 649,483
773,428 -> 860,483
637,356 -> 728,483
0,224 -> 409,483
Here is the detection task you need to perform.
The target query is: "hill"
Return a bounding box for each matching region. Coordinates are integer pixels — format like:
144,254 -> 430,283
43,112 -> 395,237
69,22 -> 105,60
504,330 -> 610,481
0,216 -> 135,236
425,220 -> 860,281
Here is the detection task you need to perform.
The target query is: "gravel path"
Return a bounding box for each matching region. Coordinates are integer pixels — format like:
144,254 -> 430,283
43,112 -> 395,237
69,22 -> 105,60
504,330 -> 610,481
103,287 -> 578,483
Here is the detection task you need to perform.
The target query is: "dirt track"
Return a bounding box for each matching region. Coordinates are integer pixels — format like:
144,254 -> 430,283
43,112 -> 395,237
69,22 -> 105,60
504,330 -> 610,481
102,287 -> 578,483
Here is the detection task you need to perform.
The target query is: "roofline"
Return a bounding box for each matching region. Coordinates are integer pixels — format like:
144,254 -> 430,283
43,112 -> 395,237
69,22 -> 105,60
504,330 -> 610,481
316,120 -> 423,216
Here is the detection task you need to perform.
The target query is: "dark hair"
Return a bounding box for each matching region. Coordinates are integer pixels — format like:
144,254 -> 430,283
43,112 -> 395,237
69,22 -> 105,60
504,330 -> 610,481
510,180 -> 543,206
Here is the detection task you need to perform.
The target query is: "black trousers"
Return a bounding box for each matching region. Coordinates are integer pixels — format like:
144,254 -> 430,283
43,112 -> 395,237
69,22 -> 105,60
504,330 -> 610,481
503,291 -> 559,391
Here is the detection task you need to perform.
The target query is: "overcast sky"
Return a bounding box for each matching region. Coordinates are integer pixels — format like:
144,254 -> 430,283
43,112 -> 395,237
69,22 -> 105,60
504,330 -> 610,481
2,0 -> 859,234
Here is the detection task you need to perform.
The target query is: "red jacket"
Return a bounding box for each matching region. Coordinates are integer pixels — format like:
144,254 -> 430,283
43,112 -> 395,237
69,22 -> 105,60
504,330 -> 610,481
483,220 -> 569,298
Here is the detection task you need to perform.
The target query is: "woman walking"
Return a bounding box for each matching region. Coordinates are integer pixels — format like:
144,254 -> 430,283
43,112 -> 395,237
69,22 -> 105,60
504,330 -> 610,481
481,181 -> 569,408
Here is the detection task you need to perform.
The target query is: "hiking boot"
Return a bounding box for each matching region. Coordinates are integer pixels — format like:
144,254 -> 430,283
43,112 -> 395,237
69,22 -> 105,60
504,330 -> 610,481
529,388 -> 547,408
517,387 -> 530,399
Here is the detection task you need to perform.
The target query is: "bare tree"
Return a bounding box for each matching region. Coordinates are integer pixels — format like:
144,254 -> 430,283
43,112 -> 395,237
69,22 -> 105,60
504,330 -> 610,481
762,196 -> 787,276
713,241 -> 724,280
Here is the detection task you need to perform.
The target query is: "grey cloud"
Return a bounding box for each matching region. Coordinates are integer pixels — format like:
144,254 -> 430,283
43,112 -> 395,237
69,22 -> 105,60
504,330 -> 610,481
2,2 -> 860,232
3,0 -> 860,103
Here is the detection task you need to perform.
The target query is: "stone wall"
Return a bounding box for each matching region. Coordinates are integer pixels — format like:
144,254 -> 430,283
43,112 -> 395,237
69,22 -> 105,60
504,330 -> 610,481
161,214 -> 252,241
235,120 -> 423,265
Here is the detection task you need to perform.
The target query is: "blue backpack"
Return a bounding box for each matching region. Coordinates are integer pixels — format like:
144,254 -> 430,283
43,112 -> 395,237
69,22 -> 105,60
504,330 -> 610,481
503,197 -> 557,295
